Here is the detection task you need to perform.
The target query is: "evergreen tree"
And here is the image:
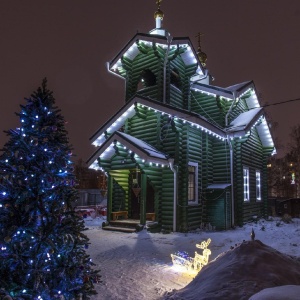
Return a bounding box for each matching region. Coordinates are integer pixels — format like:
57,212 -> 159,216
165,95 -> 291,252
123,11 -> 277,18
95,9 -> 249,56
0,79 -> 99,299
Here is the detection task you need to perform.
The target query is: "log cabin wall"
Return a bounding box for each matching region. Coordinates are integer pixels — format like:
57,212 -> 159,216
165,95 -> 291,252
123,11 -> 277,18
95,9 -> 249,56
124,44 -> 164,102
88,27 -> 275,232
185,126 -> 203,230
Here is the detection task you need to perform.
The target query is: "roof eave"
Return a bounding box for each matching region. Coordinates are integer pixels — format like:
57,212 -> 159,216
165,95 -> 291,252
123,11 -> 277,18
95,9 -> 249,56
107,34 -> 205,79
90,95 -> 228,148
87,131 -> 169,169
191,83 -> 234,100
89,100 -> 136,145
108,33 -> 168,70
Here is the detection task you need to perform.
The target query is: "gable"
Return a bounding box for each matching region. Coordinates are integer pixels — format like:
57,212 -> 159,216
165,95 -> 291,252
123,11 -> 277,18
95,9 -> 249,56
87,131 -> 170,170
226,107 -> 264,133
107,33 -> 205,83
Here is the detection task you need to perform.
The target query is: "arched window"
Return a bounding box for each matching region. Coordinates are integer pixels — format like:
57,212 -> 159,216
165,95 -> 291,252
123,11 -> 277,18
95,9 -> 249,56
138,69 -> 156,90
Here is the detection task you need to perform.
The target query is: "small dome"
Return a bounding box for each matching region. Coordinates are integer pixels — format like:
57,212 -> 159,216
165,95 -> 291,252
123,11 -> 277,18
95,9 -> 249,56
197,48 -> 207,67
154,8 -> 164,20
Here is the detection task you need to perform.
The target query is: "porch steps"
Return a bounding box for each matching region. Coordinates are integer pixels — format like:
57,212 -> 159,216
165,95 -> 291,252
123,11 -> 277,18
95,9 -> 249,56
102,219 -> 141,233
102,226 -> 136,233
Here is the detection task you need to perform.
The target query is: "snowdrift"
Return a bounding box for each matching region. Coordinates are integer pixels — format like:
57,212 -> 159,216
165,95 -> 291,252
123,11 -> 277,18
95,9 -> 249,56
164,240 -> 300,300
250,285 -> 300,300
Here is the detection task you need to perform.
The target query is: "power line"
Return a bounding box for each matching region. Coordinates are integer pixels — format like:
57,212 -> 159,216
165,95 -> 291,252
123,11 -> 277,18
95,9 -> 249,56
262,97 -> 300,108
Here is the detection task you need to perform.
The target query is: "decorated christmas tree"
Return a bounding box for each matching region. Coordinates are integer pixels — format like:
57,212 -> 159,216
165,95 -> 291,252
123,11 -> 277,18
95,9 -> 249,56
0,79 -> 99,299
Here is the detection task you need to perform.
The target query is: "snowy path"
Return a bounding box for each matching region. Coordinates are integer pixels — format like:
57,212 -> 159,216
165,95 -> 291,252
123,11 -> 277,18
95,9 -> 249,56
84,217 -> 300,300
86,227 -> 194,299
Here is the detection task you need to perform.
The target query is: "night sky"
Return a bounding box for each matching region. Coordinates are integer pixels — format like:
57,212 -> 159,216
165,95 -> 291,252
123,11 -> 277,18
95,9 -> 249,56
1,1 -> 300,162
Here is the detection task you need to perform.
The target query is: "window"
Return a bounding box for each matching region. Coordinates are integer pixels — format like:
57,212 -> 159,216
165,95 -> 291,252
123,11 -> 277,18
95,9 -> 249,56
170,68 -> 181,90
256,170 -> 261,201
140,69 -> 156,87
188,162 -> 198,204
243,167 -> 250,201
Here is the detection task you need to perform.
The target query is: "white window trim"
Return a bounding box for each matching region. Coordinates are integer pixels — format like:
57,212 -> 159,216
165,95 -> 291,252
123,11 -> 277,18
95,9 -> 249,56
243,167 -> 250,202
256,170 -> 261,201
188,162 -> 198,205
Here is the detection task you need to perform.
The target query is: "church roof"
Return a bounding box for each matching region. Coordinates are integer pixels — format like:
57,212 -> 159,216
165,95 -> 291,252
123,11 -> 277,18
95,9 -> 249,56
225,107 -> 264,135
191,80 -> 257,102
107,33 -> 205,81
87,130 -> 169,169
225,81 -> 253,93
89,94 -> 227,149
89,88 -> 275,152
225,107 -> 274,147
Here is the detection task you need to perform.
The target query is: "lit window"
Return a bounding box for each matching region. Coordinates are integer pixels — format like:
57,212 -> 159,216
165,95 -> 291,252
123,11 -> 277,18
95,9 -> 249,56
291,172 -> 295,184
188,162 -> 198,205
256,170 -> 261,201
243,167 -> 250,201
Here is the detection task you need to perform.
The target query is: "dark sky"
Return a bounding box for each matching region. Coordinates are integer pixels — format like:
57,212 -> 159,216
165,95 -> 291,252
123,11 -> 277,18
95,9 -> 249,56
1,0 -> 300,161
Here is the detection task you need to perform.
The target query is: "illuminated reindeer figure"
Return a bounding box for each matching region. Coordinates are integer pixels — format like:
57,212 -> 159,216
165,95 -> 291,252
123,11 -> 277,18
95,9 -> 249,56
171,238 -> 212,273
193,238 -> 212,271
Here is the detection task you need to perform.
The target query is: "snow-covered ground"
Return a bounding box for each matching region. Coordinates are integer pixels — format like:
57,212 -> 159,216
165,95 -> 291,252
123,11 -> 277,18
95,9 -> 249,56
84,216 -> 300,300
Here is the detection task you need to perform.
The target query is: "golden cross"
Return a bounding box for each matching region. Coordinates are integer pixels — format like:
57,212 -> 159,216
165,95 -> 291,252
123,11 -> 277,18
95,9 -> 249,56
196,32 -> 204,50
156,0 -> 162,8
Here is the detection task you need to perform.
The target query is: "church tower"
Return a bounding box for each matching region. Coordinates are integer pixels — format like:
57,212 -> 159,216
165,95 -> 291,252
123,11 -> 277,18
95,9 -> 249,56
107,0 -> 209,110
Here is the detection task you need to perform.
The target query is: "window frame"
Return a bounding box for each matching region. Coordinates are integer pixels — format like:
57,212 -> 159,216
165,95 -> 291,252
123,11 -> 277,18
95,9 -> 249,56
188,162 -> 198,205
256,170 -> 261,201
243,167 -> 250,202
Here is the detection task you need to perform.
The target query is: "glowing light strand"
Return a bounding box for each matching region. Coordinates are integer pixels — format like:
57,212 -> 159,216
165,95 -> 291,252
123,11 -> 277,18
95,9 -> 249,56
171,238 -> 211,273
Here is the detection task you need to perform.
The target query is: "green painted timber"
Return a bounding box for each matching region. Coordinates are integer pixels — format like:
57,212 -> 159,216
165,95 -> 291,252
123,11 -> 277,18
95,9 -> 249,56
107,175 -> 113,222
231,126 -> 271,225
95,33 -> 274,233
184,126 -> 203,230
109,169 -> 130,214
206,188 -> 231,230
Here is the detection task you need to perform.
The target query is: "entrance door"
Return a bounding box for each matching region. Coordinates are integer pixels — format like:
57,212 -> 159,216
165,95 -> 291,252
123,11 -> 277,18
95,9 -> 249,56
146,181 -> 155,213
129,171 -> 156,220
131,188 -> 141,219
130,169 -> 141,219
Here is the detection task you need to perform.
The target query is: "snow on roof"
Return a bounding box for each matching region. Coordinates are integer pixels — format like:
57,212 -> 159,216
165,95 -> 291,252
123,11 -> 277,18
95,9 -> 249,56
108,33 -> 205,79
87,131 -> 169,170
226,107 -> 263,134
117,131 -> 169,160
229,107 -> 263,129
191,82 -> 234,100
90,95 -> 227,148
89,100 -> 136,146
225,81 -> 253,93
225,108 -> 274,148
89,93 -> 275,156
191,81 -> 273,147
191,81 -> 256,102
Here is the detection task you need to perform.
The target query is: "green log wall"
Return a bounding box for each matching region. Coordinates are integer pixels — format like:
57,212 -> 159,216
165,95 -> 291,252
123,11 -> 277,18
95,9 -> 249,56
233,124 -> 266,225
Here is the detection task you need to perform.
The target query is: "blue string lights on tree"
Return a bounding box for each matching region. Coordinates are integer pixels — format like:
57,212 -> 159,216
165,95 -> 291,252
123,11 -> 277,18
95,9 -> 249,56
0,79 -> 99,299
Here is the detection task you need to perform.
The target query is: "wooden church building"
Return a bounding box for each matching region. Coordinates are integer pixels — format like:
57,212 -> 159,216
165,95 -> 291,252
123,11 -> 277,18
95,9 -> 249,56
87,2 -> 275,231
